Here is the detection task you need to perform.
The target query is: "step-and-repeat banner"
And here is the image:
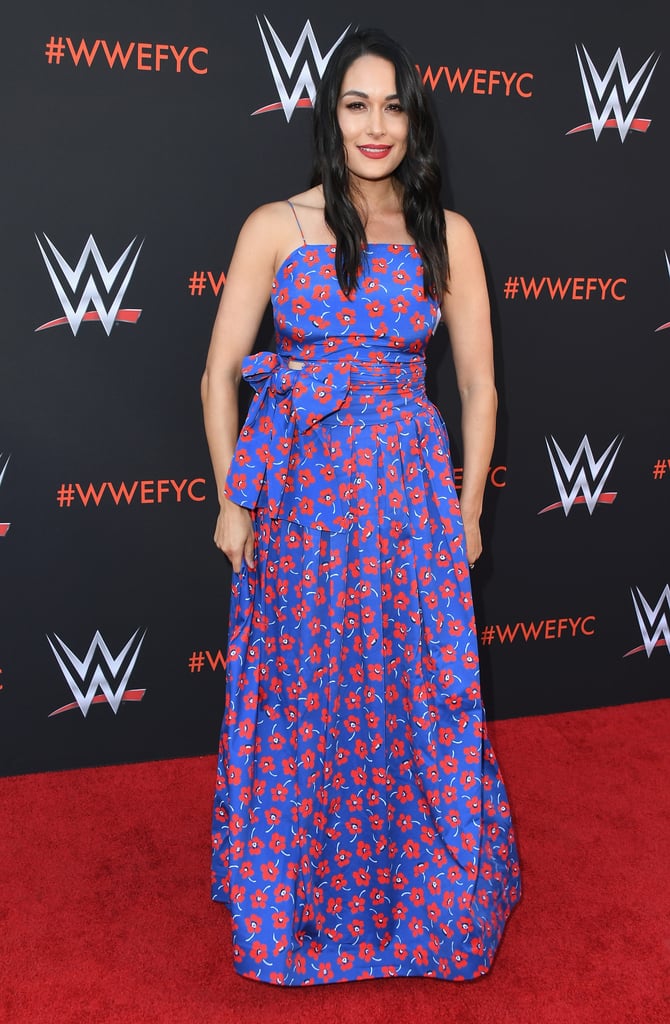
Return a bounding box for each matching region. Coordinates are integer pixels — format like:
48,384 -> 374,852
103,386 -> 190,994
1,1 -> 667,774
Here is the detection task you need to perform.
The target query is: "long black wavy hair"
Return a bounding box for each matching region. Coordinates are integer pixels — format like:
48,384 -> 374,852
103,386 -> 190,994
312,28 -> 448,299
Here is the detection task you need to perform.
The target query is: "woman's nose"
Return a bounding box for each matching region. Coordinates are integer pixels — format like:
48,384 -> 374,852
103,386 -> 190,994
366,107 -> 385,135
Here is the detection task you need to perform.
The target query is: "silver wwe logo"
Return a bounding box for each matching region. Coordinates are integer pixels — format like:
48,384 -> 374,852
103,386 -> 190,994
47,629 -> 147,717
0,452 -> 10,537
254,17 -> 349,121
656,251 -> 670,333
539,435 -> 623,515
628,585 -> 670,657
36,233 -> 143,336
568,44 -> 659,141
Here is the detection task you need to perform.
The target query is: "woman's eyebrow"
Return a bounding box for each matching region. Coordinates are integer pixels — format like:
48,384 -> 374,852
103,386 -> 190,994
340,89 -> 400,100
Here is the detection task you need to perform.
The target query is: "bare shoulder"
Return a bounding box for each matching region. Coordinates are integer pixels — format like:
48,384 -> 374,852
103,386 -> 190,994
287,185 -> 325,211
239,201 -> 295,243
444,209 -> 480,254
441,209 -> 489,314
233,200 -> 305,272
284,186 -> 331,245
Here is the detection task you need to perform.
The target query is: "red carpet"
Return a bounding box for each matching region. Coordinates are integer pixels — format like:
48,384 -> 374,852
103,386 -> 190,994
2,700 -> 669,1024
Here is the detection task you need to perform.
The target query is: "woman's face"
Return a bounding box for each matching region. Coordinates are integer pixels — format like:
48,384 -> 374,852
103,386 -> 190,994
337,55 -> 408,183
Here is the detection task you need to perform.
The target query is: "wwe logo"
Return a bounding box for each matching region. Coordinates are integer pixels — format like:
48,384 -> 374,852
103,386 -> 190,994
0,452 -> 10,537
47,629 -> 147,717
254,16 -> 349,121
656,251 -> 670,333
625,585 -> 670,657
567,45 -> 659,141
35,234 -> 144,336
539,435 -> 623,515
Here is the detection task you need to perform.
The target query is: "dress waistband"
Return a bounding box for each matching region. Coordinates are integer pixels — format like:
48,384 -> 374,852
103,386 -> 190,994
279,350 -> 424,382
225,350 -> 439,531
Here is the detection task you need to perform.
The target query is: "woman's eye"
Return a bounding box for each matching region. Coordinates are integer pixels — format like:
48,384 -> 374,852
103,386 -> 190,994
346,101 -> 366,110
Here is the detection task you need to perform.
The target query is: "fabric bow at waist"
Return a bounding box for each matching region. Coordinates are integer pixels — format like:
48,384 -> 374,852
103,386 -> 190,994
224,352 -> 351,520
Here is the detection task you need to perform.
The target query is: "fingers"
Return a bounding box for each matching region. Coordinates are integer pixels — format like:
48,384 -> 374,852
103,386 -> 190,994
212,506 -> 255,572
218,539 -> 252,573
464,527 -> 482,570
222,544 -> 248,574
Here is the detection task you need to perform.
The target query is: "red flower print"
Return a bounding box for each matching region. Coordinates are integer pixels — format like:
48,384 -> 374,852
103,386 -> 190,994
229,884 -> 246,904
316,962 -> 334,982
250,941 -> 268,963
244,914 -> 263,934
261,862 -> 278,882
269,834 -> 286,855
352,867 -> 371,886
251,889 -> 269,908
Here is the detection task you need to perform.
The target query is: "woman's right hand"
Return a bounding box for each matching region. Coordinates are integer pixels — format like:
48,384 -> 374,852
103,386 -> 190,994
214,499 -> 255,572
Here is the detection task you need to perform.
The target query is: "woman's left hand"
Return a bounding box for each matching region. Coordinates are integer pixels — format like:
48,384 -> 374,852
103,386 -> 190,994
463,516 -> 482,569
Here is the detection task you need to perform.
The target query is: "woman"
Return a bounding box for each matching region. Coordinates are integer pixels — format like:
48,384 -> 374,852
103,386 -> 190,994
202,28 -> 520,986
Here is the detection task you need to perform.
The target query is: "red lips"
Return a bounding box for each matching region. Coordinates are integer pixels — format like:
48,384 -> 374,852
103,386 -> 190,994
357,145 -> 392,159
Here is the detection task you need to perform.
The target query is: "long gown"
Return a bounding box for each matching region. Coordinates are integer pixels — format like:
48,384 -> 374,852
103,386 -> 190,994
211,225 -> 521,986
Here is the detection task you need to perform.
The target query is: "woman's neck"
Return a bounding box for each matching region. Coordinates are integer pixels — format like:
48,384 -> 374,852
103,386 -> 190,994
349,175 -> 403,220
348,180 -> 409,244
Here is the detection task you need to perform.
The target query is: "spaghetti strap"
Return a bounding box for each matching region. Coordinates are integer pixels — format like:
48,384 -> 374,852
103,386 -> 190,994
287,200 -> 307,246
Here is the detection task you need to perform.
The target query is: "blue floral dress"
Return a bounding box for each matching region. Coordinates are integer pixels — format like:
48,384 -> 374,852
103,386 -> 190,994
211,237 -> 521,985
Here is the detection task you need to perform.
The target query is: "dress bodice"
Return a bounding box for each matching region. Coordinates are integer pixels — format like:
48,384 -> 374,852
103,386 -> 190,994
271,244 -> 441,365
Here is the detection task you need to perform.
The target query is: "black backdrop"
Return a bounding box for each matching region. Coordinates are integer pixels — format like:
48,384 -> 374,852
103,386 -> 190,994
1,1 -> 668,775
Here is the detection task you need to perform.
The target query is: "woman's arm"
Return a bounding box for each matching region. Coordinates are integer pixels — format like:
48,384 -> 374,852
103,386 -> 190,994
201,205 -> 283,571
440,212 -> 497,566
